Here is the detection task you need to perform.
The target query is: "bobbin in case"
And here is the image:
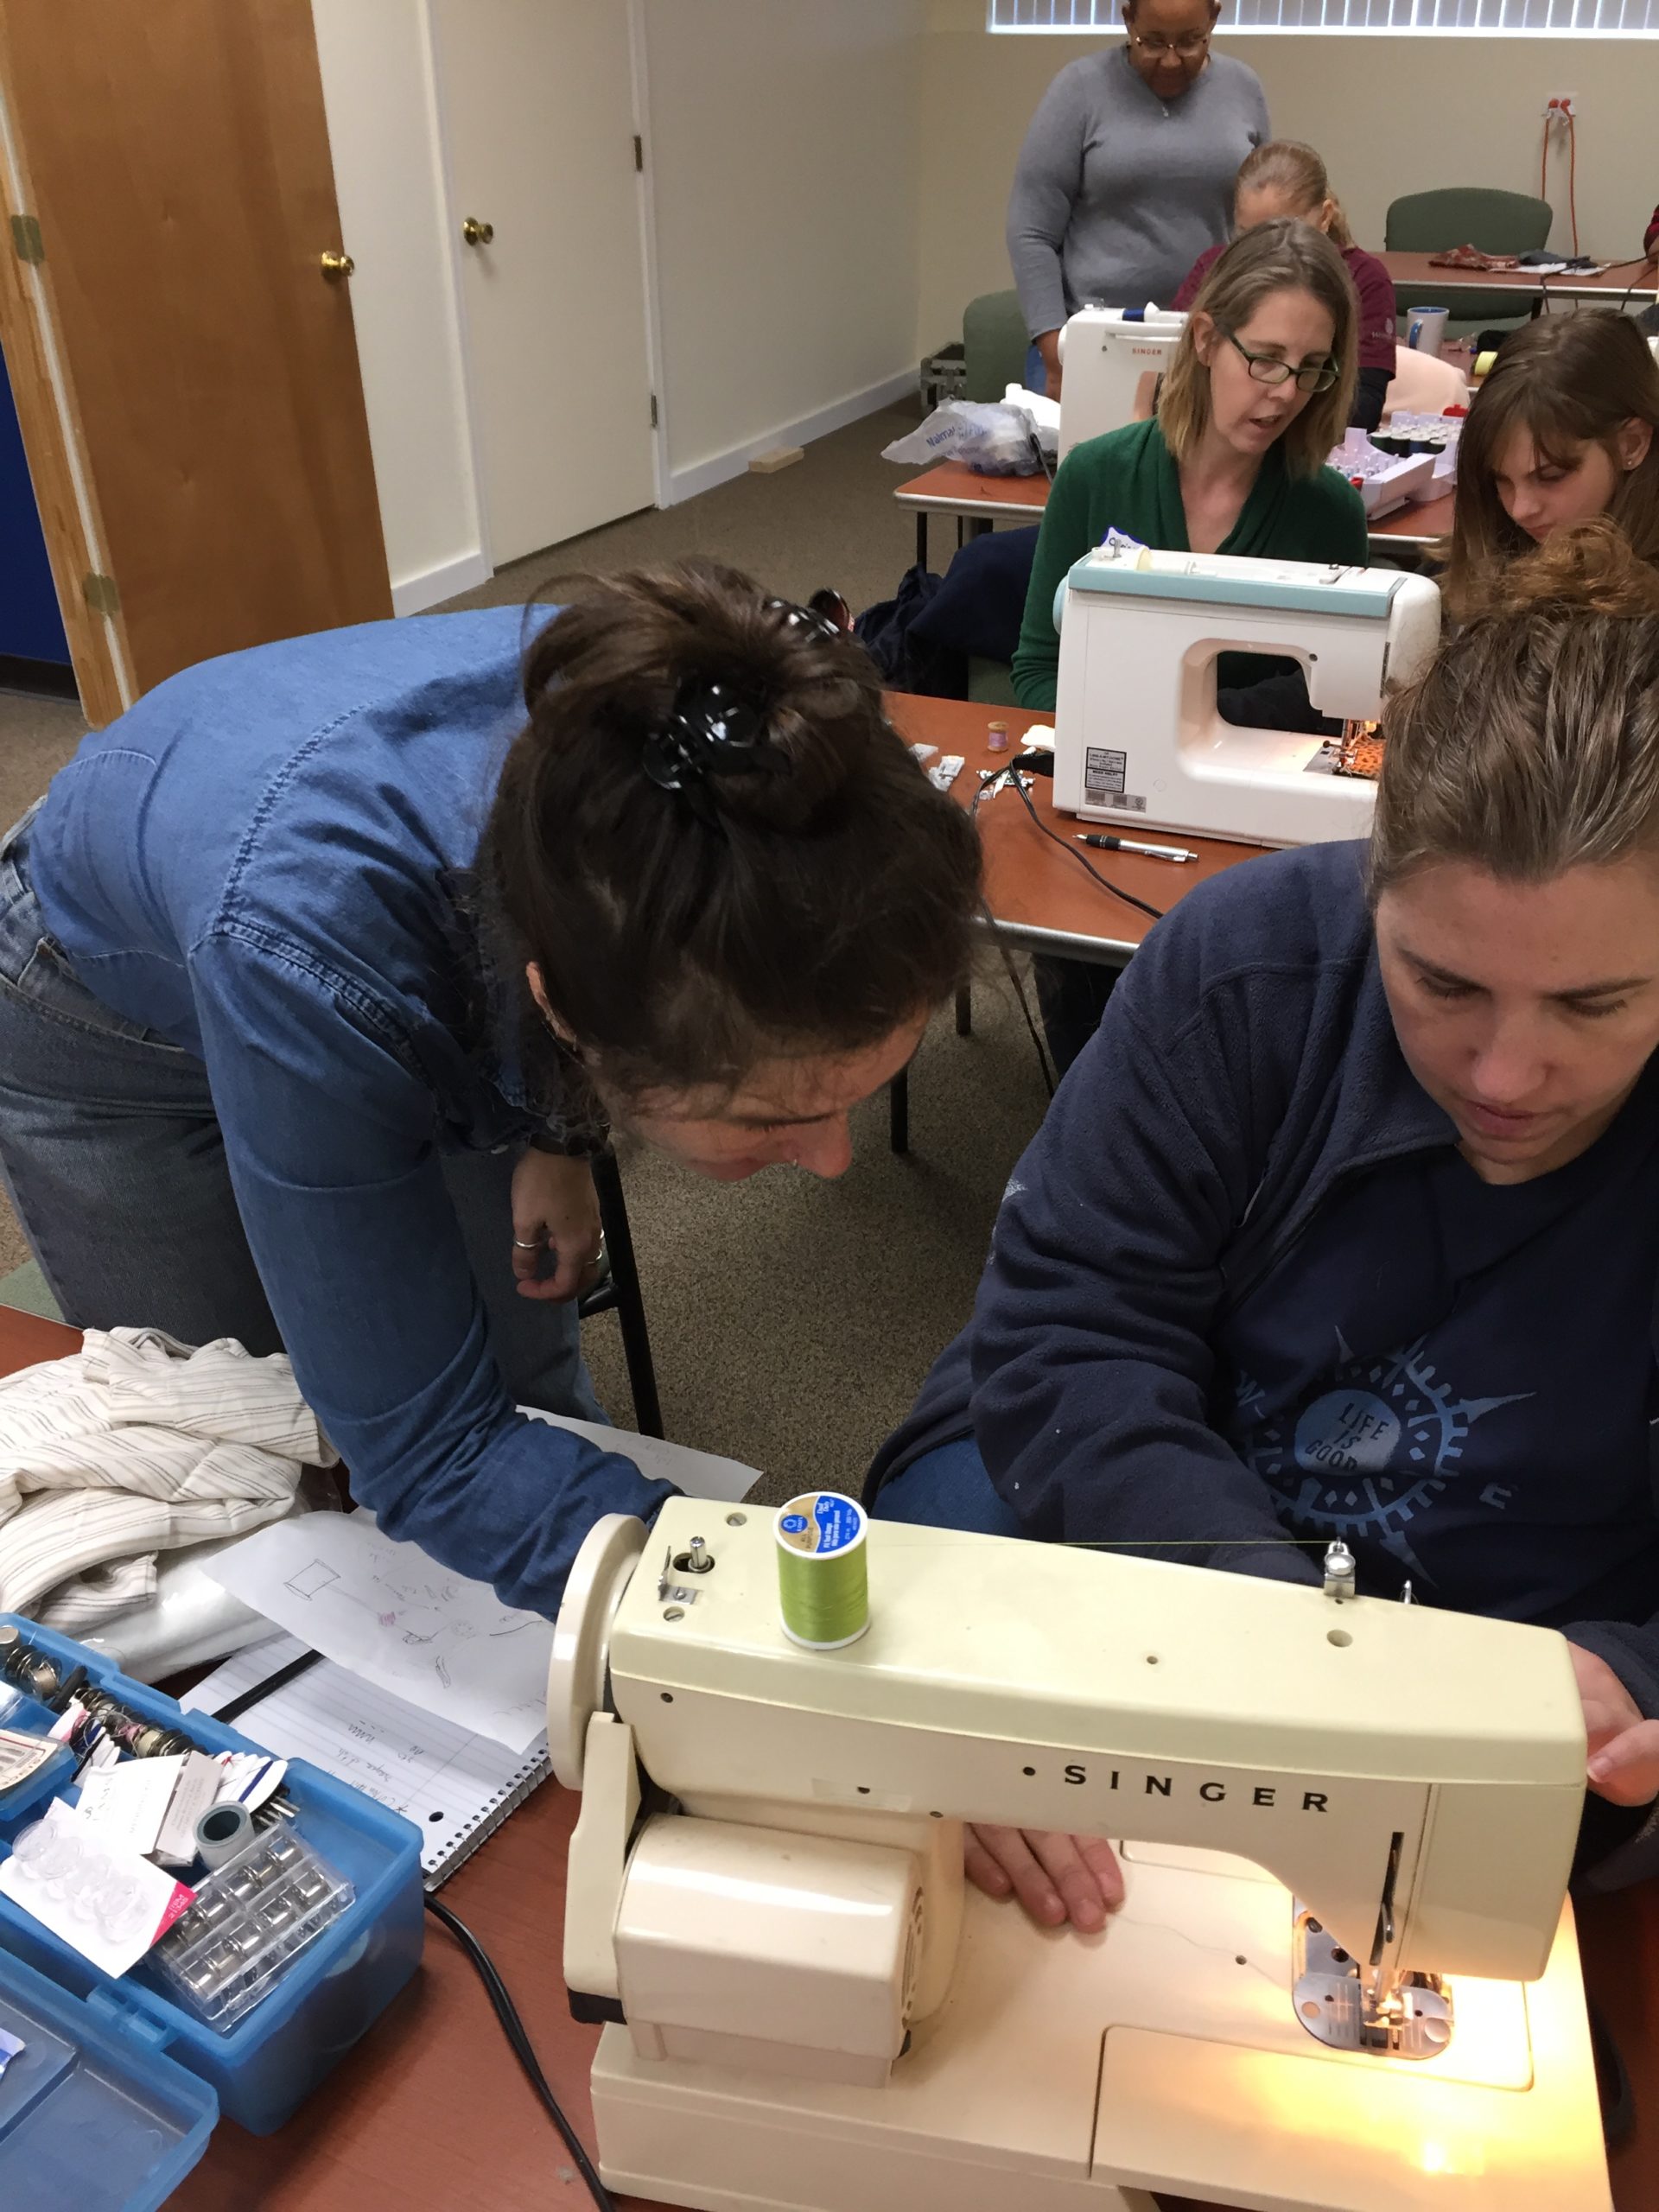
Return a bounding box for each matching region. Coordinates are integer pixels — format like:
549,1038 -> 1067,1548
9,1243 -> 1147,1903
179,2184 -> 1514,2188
0,1612 -> 424,2134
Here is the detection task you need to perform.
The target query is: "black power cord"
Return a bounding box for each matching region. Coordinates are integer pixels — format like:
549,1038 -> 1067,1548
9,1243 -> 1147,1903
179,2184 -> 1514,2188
1608,255 -> 1659,319
424,1893 -> 617,2212
995,766 -> 1167,925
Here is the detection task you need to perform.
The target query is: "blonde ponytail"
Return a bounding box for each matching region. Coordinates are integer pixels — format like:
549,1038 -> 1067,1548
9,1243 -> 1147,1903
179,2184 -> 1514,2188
1236,142 -> 1350,249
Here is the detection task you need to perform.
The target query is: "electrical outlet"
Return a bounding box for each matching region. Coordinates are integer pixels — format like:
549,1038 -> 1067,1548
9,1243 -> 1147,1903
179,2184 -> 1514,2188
1543,91 -> 1576,121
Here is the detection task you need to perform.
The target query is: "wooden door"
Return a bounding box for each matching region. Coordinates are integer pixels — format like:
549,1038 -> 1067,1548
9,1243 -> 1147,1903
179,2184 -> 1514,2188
432,0 -> 656,569
0,0 -> 391,720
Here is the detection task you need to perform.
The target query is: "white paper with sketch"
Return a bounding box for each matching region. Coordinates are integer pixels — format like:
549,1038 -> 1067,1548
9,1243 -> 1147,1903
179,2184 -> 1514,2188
202,1516 -> 552,1751
200,1421 -> 759,1751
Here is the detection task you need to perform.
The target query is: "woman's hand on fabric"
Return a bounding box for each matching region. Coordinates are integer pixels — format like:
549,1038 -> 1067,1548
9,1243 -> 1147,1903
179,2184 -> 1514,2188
509,1149 -> 602,1303
963,1823 -> 1123,1931
1569,1642 -> 1659,1807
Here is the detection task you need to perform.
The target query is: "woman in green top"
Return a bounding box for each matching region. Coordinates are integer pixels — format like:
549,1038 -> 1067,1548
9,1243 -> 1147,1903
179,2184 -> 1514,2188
1014,217 -> 1368,714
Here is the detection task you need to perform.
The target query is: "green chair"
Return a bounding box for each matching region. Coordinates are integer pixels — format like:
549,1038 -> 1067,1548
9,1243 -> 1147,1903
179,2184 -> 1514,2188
958,293 -> 1038,705
967,658 -> 1020,707
962,289 -> 1031,403
1385,188 -> 1553,340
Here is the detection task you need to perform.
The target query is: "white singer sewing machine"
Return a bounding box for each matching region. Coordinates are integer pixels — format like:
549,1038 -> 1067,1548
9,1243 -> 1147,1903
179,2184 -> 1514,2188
552,1498 -> 1610,2212
1058,306 -> 1188,458
1052,543 -> 1442,847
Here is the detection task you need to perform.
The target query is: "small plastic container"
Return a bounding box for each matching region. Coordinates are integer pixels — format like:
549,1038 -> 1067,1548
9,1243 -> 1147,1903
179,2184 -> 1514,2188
0,1613 -> 423,2134
0,1942 -> 216,2212
149,1827 -> 354,2031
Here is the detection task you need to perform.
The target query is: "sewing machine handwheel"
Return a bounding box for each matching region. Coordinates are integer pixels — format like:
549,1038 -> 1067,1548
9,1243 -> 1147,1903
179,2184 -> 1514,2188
547,1513 -> 648,1789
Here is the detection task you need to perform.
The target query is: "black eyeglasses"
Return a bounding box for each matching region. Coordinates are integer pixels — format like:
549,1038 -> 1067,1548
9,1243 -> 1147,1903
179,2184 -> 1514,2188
1220,327 -> 1339,394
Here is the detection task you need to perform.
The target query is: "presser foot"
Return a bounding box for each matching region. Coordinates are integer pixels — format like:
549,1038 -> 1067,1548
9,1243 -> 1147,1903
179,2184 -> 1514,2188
1292,1903 -> 1452,2058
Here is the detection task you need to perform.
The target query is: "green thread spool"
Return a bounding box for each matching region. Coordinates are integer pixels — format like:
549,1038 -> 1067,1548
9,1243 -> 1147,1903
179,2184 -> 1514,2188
775,1491 -> 869,1649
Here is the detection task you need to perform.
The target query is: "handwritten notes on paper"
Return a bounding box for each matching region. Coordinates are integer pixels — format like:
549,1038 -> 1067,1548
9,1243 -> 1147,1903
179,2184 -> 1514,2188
203,1516 -> 551,1751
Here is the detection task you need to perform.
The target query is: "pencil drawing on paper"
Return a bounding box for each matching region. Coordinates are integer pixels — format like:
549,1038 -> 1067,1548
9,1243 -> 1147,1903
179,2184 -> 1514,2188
284,1560 -> 340,1600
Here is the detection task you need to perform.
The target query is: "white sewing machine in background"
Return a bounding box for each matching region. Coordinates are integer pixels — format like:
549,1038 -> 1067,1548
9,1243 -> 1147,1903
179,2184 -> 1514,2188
551,1499 -> 1609,2212
1058,306 -> 1187,458
1052,543 -> 1442,847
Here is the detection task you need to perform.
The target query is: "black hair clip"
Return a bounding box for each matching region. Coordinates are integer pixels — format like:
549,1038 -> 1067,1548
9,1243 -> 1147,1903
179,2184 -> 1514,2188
640,678 -> 785,829
764,594 -> 842,644
639,600 -> 839,828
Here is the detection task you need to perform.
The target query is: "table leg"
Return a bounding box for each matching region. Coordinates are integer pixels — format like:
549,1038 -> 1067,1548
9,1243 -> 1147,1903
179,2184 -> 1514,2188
916,512 -> 928,570
888,1069 -> 909,1156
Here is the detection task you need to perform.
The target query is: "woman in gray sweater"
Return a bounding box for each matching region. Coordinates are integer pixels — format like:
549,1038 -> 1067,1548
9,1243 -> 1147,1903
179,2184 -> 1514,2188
1007,0 -> 1269,397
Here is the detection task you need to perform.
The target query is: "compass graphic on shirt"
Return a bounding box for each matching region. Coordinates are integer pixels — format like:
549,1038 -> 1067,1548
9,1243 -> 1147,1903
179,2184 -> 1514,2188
1230,1333 -> 1531,1586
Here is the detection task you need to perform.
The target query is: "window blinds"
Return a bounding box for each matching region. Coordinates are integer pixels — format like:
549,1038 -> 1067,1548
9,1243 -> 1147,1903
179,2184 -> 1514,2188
990,0 -> 1658,33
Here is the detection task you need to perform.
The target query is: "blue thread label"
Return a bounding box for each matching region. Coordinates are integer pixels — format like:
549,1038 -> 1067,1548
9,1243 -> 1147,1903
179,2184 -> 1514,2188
812,1494 -> 861,1554
777,1492 -> 864,1554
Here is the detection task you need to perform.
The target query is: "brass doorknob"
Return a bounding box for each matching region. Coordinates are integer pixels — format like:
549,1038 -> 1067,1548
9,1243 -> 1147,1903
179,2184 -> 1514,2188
461,218 -> 494,246
320,251 -> 355,279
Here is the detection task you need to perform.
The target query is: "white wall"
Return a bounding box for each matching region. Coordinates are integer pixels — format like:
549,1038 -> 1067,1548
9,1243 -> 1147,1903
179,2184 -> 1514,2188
314,1 -> 931,580
917,0 -> 1659,356
640,0 -> 929,498
311,0 -> 486,613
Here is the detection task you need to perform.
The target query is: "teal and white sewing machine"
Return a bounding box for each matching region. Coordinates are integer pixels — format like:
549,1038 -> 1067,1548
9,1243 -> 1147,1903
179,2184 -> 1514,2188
1052,543 -> 1442,848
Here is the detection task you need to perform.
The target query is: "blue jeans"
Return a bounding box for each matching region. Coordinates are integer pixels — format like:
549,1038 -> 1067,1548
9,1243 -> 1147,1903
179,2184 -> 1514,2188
871,1436 -> 1025,1536
1023,341 -> 1048,397
0,810 -> 599,1421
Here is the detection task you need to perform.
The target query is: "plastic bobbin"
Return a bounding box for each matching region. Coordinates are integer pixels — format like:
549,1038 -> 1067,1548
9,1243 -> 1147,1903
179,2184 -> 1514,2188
195,1801 -> 255,1871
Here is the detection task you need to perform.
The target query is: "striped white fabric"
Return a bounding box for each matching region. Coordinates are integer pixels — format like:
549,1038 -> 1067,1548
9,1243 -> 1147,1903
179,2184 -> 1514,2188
0,1328 -> 337,1627
990,1 -> 1659,32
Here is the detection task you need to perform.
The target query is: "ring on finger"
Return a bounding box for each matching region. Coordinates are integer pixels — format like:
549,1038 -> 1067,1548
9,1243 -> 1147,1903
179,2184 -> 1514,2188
512,1237 -> 543,1252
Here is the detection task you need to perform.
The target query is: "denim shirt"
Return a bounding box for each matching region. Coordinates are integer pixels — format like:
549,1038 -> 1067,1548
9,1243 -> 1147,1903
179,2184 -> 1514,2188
25,611 -> 674,1612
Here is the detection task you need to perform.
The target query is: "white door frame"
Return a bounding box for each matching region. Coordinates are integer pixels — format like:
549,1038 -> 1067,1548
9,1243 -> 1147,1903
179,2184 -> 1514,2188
419,0 -> 495,583
429,0 -> 670,583
626,0 -> 671,511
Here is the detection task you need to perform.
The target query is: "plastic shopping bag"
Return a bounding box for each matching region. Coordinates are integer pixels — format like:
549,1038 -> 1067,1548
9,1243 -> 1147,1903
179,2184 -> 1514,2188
881,395 -> 1055,477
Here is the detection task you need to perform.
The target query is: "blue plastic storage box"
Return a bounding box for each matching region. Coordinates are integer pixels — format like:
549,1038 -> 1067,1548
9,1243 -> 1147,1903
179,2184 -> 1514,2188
0,1614 -> 425,2134
0,1677 -> 75,1839
0,1943 -> 217,2212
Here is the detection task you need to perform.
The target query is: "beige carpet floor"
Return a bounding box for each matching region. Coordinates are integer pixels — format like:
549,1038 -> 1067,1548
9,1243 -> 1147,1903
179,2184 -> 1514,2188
0,404 -> 1048,1505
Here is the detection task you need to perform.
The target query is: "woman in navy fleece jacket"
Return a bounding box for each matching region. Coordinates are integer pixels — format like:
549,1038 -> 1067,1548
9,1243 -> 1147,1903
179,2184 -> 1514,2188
871,522 -> 1659,1929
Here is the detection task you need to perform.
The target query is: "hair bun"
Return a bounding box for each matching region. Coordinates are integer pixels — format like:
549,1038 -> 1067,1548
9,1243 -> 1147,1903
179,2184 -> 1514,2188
1460,517 -> 1659,625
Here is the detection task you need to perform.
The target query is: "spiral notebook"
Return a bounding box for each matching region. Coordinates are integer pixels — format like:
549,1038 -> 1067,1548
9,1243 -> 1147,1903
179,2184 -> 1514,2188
184,1630 -> 548,1887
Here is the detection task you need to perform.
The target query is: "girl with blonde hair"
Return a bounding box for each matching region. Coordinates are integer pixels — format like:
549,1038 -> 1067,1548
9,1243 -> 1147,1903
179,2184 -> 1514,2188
1013,217 -> 1368,1070
1014,218 -> 1365,714
1174,141 -> 1397,429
